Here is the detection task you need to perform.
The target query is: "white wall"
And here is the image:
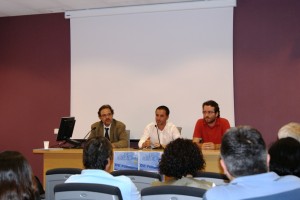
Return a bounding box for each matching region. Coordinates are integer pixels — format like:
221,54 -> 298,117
67,0 -> 236,139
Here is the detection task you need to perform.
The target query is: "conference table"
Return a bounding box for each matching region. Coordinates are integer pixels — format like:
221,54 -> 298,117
33,148 -> 222,185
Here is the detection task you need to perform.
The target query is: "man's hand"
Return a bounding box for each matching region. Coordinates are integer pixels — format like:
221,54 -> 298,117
202,142 -> 215,150
142,137 -> 151,148
153,143 -> 161,148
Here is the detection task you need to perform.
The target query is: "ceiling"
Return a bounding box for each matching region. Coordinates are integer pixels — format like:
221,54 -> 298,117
0,0 -> 205,17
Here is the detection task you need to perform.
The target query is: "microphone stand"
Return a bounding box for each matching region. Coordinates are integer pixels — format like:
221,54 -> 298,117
69,127 -> 97,148
83,127 -> 96,140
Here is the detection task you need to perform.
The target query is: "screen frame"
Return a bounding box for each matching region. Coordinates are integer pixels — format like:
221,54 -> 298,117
56,117 -> 76,141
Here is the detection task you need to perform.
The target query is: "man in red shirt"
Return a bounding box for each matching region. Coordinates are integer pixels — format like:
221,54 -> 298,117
193,100 -> 230,150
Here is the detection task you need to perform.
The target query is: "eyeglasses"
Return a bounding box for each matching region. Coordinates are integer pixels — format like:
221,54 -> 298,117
202,111 -> 215,115
101,113 -> 112,118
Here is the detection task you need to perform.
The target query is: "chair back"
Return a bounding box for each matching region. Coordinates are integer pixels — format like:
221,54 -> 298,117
111,170 -> 162,191
54,183 -> 123,200
141,185 -> 206,200
45,168 -> 82,200
195,171 -> 229,186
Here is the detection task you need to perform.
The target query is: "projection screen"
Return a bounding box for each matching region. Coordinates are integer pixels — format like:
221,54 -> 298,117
66,0 -> 236,139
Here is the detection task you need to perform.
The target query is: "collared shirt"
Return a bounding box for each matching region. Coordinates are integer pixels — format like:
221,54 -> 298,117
203,172 -> 300,200
138,122 -> 181,148
193,118 -> 230,144
103,124 -> 111,132
65,169 -> 141,200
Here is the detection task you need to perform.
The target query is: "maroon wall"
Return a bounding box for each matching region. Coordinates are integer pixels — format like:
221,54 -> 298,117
233,0 -> 300,146
0,13 -> 70,181
0,0 -> 300,183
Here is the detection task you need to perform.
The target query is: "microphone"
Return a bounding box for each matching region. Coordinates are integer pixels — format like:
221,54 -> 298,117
154,125 -> 163,149
83,127 -> 96,140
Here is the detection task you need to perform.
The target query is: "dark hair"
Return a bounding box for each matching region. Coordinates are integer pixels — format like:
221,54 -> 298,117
202,100 -> 220,117
159,138 -> 205,179
0,181 -> 23,200
156,105 -> 170,116
269,137 -> 300,177
83,136 -> 113,170
221,126 -> 268,177
0,151 -> 38,200
98,104 -> 114,116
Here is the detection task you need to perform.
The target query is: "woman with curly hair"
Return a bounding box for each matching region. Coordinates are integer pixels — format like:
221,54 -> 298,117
153,138 -> 213,189
0,151 -> 40,200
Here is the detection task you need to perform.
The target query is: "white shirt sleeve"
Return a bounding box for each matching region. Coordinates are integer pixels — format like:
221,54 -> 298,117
130,180 -> 141,200
159,122 -> 181,146
138,123 -> 153,148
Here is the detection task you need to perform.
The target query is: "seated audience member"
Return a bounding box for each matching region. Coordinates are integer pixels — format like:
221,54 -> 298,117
269,137 -> 300,177
89,104 -> 128,148
138,105 -> 181,149
203,126 -> 300,200
192,100 -> 230,150
153,138 -> 213,189
278,122 -> 300,142
0,151 -> 40,200
65,136 -> 140,200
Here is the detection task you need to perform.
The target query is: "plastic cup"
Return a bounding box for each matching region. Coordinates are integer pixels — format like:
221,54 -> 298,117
44,141 -> 49,149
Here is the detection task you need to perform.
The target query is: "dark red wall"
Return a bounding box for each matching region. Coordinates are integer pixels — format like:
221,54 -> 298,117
0,13 -> 70,181
233,0 -> 300,146
0,0 -> 300,183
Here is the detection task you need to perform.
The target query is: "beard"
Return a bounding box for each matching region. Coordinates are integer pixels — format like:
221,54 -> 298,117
205,116 -> 216,125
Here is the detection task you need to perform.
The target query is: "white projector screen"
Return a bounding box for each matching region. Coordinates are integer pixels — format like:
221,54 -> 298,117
67,1 -> 236,139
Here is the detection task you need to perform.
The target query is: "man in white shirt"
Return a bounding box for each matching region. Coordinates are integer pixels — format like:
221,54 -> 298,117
138,105 -> 181,149
65,136 -> 140,200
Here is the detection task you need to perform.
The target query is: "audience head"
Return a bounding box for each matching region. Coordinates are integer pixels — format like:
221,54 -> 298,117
0,151 -> 38,200
159,138 -> 206,179
269,137 -> 300,177
278,122 -> 300,142
202,100 -> 220,118
83,136 -> 113,170
220,126 -> 268,179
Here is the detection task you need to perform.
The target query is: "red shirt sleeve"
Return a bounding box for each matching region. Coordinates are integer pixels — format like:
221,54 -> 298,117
193,119 -> 203,138
221,118 -> 230,137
